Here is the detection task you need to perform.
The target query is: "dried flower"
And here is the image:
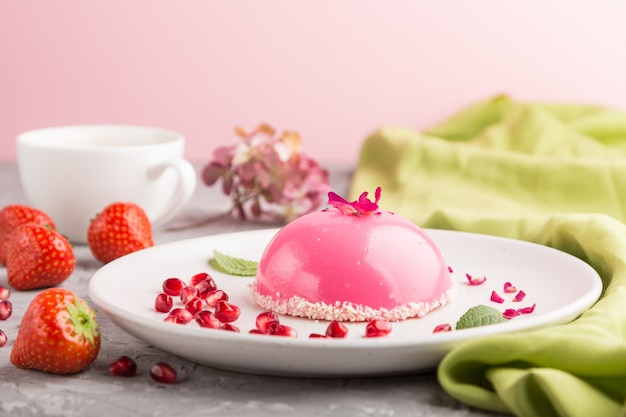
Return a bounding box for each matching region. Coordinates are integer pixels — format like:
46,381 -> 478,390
502,309 -> 521,319
518,303 -> 536,314
490,290 -> 505,304
466,273 -> 487,286
327,186 -> 382,216
503,303 -> 536,319
201,124 -> 330,222
432,323 -> 452,333
513,290 -> 527,302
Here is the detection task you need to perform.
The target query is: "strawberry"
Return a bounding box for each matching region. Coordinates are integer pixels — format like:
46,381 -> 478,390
10,288 -> 100,374
87,202 -> 154,263
6,223 -> 75,290
0,204 -> 56,265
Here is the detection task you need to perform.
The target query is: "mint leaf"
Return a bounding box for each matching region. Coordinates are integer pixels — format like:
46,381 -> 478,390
210,250 -> 258,276
455,305 -> 507,330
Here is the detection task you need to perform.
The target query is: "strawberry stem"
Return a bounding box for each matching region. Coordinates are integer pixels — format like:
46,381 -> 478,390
66,298 -> 99,345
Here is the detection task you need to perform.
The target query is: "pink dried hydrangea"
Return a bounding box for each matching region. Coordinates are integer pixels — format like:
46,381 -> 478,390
201,124 -> 330,222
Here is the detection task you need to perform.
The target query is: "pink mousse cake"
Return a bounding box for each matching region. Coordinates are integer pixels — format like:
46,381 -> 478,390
252,187 -> 455,322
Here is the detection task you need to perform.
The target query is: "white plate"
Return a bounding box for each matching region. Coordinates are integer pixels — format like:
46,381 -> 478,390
88,228 -> 602,377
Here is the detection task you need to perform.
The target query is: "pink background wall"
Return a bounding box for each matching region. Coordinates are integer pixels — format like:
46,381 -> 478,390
2,1 -> 626,165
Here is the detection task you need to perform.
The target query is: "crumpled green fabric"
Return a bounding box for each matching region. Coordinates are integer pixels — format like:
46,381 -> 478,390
349,95 -> 626,417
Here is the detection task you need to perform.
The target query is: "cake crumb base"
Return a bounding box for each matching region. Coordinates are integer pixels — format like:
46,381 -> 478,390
252,285 -> 456,322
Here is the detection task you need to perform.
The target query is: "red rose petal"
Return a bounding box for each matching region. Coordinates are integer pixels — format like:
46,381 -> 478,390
503,309 -> 521,319
466,273 -> 487,286
518,303 -> 536,314
503,281 -> 517,293
513,290 -> 527,302
490,290 -> 505,303
433,324 -> 452,333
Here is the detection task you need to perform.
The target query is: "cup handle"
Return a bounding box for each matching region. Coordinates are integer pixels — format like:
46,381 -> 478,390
148,159 -> 197,229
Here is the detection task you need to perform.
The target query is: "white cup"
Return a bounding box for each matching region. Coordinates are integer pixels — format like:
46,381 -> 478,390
17,125 -> 197,243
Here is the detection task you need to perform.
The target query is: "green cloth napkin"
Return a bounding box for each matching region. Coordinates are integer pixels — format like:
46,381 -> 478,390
349,95 -> 626,417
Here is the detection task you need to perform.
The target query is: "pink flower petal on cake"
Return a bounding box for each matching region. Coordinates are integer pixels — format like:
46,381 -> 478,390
328,187 -> 381,216
327,192 -> 357,214
513,290 -> 527,302
371,186 -> 380,203
503,281 -> 517,293
490,291 -> 505,304
503,309 -> 521,319
354,192 -> 377,214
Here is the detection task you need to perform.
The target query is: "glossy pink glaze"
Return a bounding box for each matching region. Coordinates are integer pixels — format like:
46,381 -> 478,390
253,209 -> 455,321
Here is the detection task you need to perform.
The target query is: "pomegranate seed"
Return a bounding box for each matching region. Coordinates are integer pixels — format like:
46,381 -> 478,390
184,297 -> 203,315
109,356 -> 137,377
0,286 -> 10,301
433,323 -> 452,333
180,286 -> 199,304
255,311 -> 279,334
195,310 -> 222,328
150,362 -> 177,384
165,308 -> 193,324
162,277 -> 186,296
0,301 -> 12,321
154,293 -> 173,313
0,329 -> 7,347
194,277 -> 218,299
365,320 -> 392,337
220,323 -> 240,332
249,329 -> 265,335
205,289 -> 229,308
189,272 -> 209,287
268,322 -> 298,337
325,320 -> 348,338
309,333 -> 330,339
214,300 -> 240,323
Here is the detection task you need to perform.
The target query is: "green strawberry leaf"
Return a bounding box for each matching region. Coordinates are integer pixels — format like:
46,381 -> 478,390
210,250 -> 258,276
455,304 -> 507,330
66,297 -> 99,345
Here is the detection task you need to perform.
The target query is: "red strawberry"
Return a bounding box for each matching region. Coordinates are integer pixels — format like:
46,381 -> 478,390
10,288 -> 100,374
0,204 -> 56,265
87,202 -> 154,263
6,223 -> 75,290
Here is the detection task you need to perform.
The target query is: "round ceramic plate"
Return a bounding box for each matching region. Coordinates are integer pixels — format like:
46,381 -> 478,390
88,228 -> 602,377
